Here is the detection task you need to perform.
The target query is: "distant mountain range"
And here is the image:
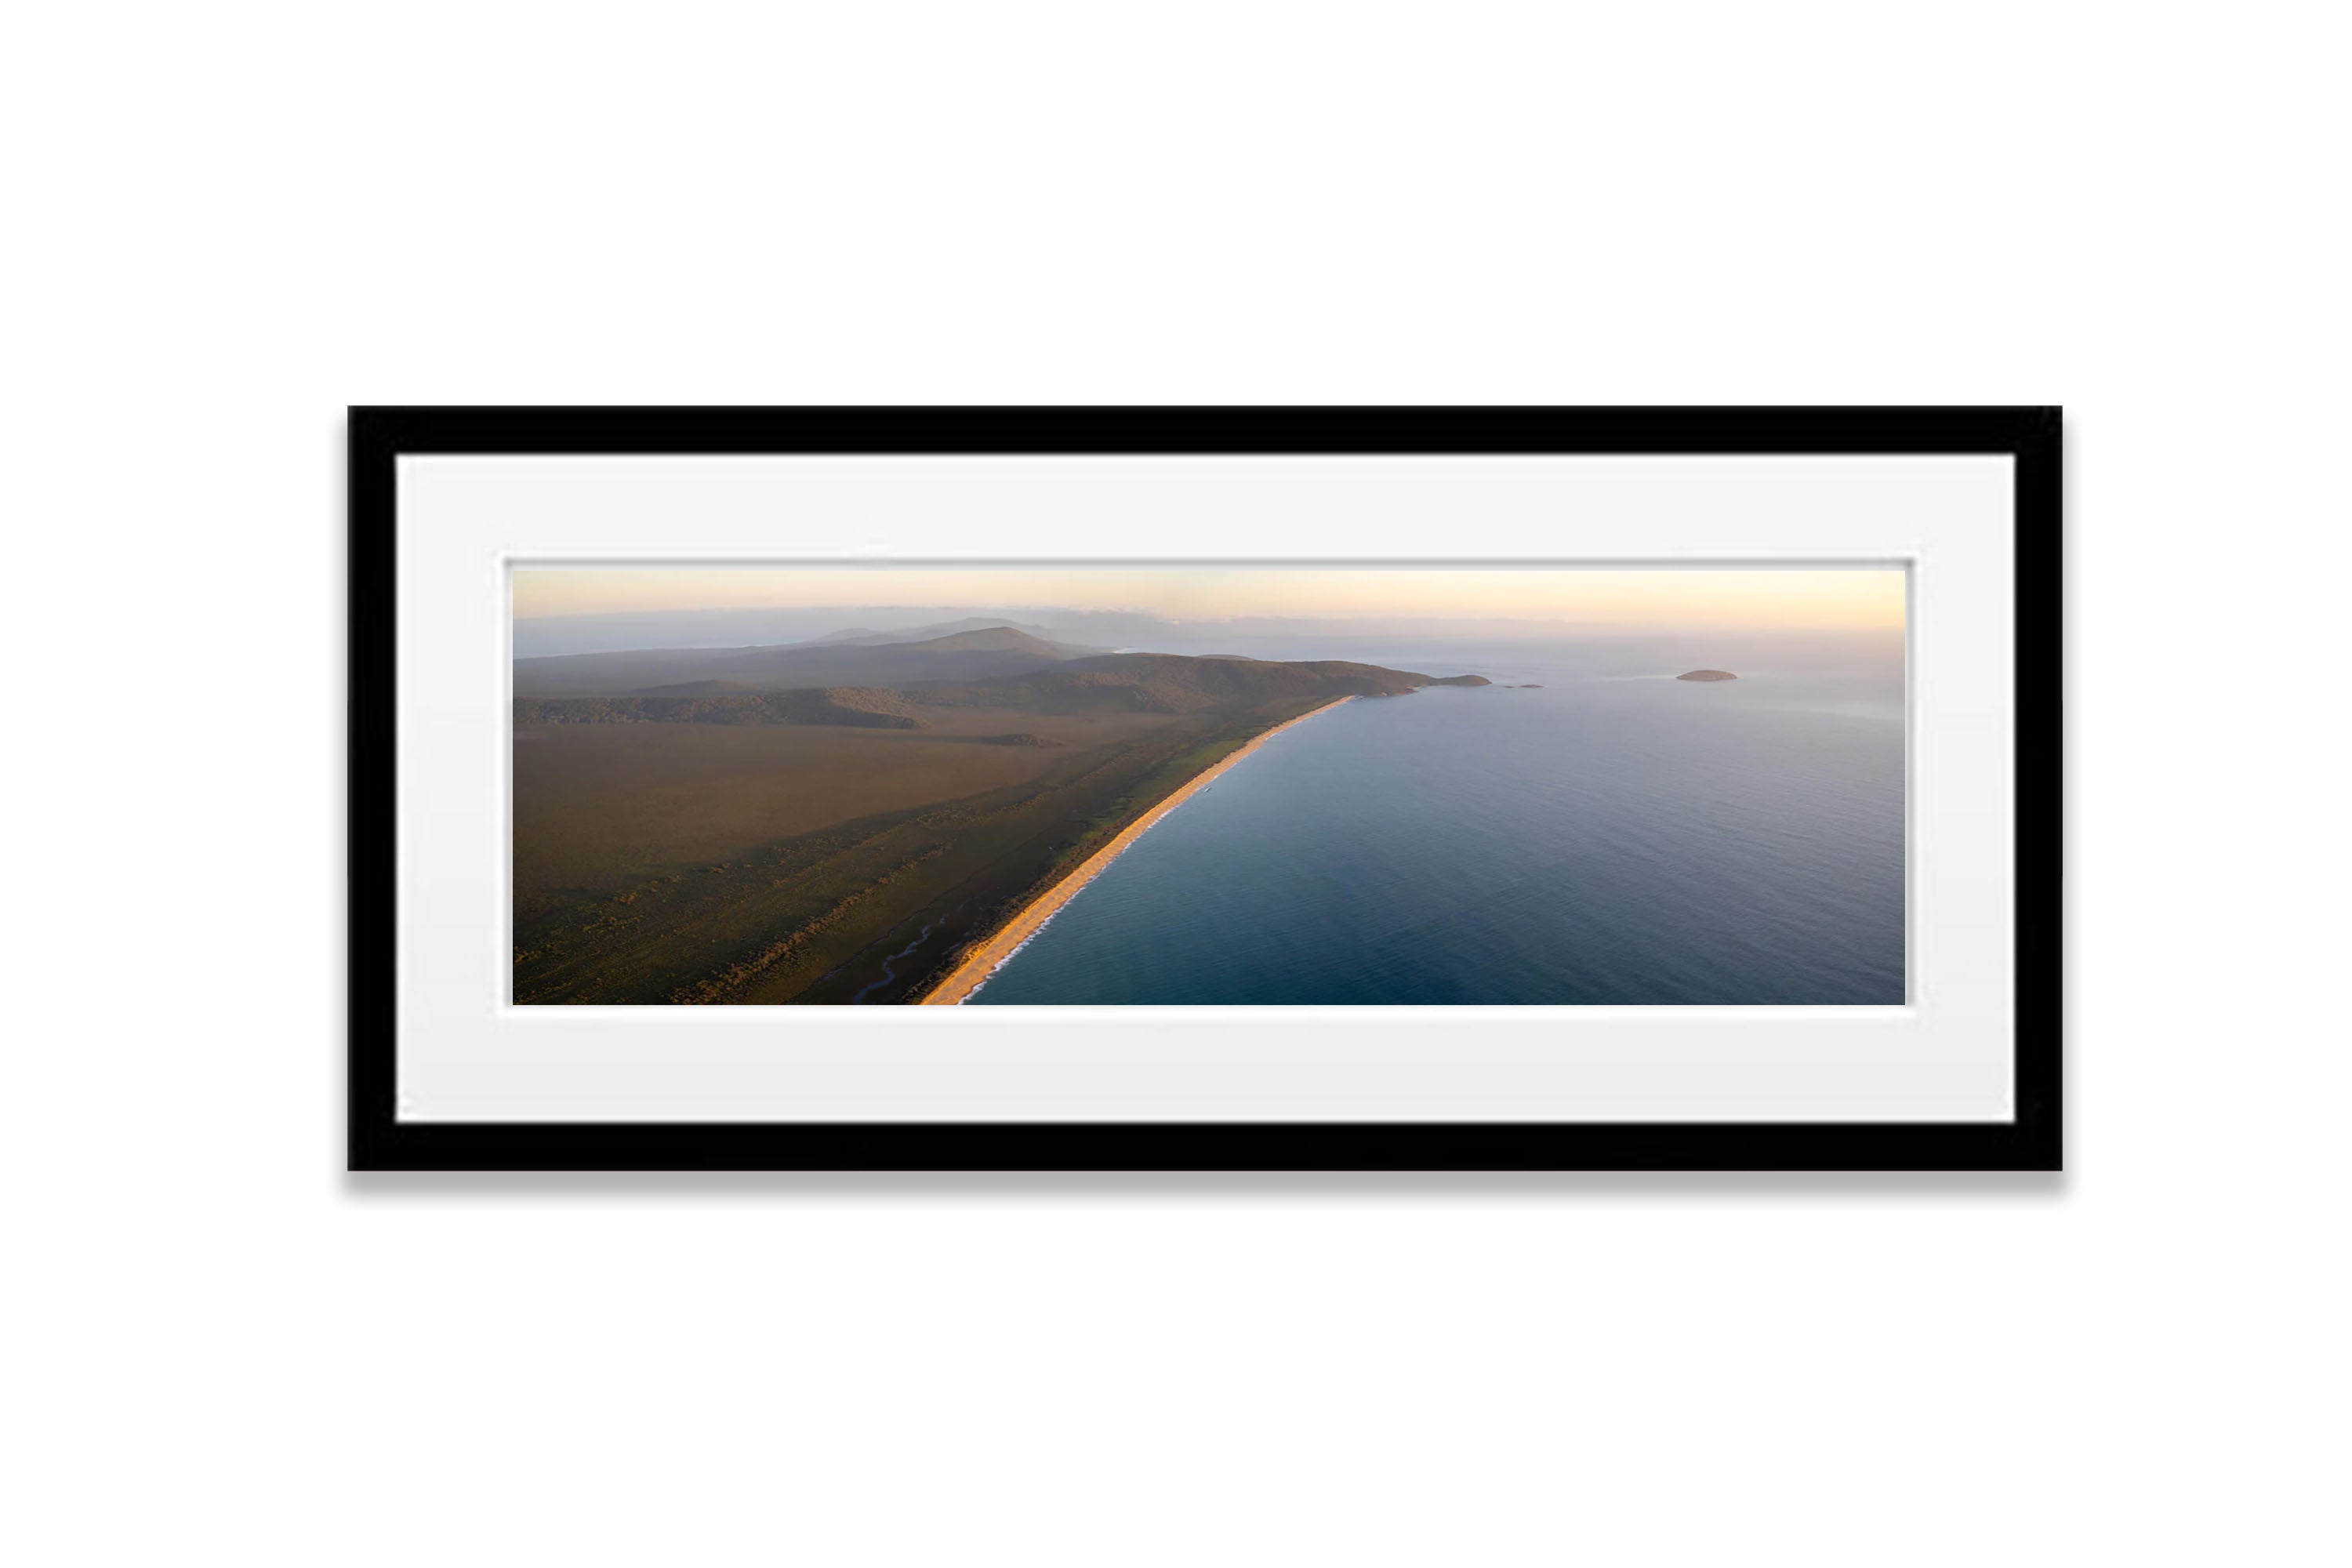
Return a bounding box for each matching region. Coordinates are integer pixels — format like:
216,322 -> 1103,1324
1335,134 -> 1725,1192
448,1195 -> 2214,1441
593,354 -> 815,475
514,626 -> 1488,724
513,602 -> 1912,663
796,617 -> 1107,654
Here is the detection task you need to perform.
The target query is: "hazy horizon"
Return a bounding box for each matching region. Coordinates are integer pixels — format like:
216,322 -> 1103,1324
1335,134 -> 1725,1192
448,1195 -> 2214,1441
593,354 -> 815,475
516,566 -> 1900,623
512,567 -> 1905,661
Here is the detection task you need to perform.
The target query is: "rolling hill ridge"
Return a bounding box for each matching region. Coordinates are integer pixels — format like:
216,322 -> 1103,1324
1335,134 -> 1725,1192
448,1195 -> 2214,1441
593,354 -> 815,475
512,624 -> 1092,699
514,652 -> 1488,728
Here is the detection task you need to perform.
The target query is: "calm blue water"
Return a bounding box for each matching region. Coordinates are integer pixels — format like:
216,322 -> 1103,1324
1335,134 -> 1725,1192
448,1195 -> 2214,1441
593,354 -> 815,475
967,639 -> 1906,1006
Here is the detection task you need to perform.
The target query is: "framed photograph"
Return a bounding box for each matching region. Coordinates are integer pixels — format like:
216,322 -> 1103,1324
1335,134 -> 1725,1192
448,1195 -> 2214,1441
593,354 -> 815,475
350,407 -> 2060,1171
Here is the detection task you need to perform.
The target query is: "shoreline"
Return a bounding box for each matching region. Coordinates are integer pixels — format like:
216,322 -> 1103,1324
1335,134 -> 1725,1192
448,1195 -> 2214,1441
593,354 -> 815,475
914,696 -> 1358,1005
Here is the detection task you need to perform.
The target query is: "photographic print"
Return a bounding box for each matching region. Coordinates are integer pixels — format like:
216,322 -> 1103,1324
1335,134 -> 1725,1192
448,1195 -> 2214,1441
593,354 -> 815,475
353,407 -> 2057,1170
511,566 -> 1907,1008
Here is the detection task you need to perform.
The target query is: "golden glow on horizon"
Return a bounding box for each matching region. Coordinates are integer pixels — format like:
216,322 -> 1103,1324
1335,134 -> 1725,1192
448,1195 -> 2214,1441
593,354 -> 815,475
512,567 -> 1904,630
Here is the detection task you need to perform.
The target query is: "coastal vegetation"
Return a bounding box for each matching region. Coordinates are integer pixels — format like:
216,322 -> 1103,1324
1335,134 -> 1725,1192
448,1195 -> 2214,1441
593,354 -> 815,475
514,686 -> 928,728
513,629 -> 1484,1005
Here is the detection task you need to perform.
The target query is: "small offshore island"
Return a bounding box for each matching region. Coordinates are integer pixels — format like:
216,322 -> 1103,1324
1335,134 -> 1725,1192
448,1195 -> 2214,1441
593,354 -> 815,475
1676,669 -> 1738,681
511,624 -> 1486,1005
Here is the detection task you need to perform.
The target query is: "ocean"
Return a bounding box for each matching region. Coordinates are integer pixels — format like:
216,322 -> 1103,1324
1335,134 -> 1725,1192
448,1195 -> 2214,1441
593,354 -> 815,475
964,635 -> 1906,1006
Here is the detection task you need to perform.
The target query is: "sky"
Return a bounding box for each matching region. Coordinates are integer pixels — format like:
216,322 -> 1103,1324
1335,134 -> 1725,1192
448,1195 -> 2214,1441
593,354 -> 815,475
512,567 -> 1905,630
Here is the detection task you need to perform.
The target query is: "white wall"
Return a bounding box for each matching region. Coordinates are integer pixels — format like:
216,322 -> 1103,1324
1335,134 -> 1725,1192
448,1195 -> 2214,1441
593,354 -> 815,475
8,4 -> 2345,1564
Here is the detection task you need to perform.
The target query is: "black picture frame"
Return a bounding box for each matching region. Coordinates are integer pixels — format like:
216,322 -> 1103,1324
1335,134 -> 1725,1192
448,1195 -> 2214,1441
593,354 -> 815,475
350,406 -> 2061,1172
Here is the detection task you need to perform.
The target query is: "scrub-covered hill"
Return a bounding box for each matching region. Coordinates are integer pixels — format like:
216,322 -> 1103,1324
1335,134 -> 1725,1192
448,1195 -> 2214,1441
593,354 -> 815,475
913,652 -> 1489,714
514,652 -> 1489,727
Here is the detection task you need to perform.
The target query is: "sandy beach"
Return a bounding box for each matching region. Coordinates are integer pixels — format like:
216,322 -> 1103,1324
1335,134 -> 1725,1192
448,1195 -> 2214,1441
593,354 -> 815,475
916,696 -> 1358,1004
